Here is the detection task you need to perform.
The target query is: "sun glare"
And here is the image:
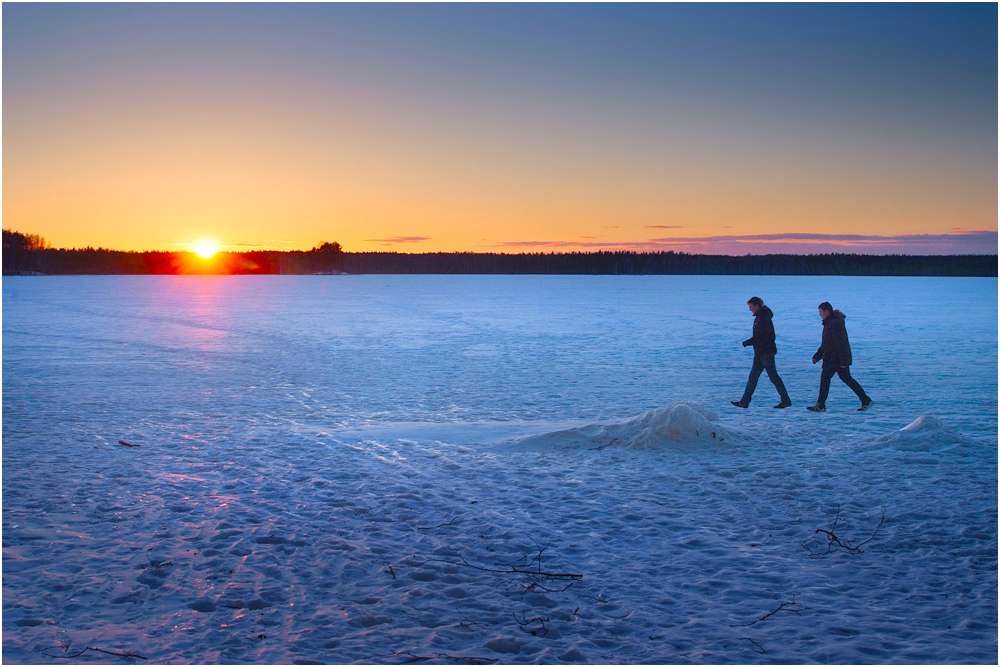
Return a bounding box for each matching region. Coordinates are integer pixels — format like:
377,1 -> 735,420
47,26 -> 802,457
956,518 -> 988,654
194,242 -> 218,259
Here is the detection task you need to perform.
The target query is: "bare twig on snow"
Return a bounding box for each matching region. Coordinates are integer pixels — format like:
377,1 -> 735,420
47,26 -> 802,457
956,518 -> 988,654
513,610 -> 550,636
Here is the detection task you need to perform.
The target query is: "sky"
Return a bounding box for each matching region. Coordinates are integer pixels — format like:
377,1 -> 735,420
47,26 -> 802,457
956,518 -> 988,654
3,2 -> 997,255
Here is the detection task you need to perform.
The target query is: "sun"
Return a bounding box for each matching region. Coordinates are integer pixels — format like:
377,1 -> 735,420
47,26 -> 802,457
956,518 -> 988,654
194,242 -> 218,259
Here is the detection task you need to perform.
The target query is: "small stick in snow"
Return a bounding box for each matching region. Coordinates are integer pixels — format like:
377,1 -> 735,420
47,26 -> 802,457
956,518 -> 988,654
388,650 -> 434,663
740,637 -> 766,654
414,547 -> 582,580
521,579 -> 576,594
436,653 -> 500,664
730,597 -> 811,627
389,565 -> 396,579
145,556 -> 172,569
417,517 -> 461,531
593,437 -> 619,451
118,440 -> 140,447
416,554 -> 582,579
44,646 -> 148,660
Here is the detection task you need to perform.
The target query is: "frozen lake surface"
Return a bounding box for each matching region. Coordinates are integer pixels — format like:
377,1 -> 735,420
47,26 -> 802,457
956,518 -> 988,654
2,275 -> 997,664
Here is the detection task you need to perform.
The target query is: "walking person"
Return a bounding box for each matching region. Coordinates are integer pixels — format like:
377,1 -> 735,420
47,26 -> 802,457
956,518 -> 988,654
732,297 -> 792,409
807,302 -> 873,412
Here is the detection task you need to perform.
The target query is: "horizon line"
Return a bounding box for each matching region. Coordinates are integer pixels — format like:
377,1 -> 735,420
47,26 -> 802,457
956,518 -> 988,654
21,247 -> 999,258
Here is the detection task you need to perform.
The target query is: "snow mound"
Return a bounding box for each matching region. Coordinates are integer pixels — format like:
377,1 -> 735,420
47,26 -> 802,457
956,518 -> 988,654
509,401 -> 743,451
857,415 -> 975,453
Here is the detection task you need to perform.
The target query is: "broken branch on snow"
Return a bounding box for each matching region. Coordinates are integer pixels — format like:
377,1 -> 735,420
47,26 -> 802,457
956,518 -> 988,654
740,637 -> 766,654
806,506 -> 886,556
730,597 -> 811,627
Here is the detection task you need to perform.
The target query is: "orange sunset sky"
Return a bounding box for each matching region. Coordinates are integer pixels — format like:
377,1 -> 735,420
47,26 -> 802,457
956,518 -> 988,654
3,3 -> 997,255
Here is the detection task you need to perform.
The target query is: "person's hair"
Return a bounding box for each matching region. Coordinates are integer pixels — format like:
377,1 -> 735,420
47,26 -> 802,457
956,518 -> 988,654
747,296 -> 764,307
818,301 -> 833,312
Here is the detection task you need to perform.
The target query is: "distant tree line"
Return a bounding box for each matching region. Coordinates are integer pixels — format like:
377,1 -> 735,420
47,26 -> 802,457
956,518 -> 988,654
2,230 -> 995,276
341,251 -> 996,276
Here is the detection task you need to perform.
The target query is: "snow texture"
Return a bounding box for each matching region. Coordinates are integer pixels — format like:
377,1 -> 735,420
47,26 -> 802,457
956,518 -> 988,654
2,275 -> 997,664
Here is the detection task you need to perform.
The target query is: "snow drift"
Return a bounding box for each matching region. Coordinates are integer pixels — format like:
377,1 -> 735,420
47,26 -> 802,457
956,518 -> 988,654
509,401 -> 744,450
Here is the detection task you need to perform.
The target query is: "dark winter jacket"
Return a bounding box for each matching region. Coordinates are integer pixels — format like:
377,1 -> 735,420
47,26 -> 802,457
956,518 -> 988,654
742,305 -> 778,356
813,310 -> 852,368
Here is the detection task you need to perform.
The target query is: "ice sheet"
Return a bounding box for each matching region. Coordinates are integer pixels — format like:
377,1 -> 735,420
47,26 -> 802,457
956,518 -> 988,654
3,275 -> 996,664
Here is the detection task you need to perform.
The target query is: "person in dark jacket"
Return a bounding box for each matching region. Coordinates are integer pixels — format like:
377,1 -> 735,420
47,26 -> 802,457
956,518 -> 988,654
807,302 -> 873,412
732,296 -> 792,409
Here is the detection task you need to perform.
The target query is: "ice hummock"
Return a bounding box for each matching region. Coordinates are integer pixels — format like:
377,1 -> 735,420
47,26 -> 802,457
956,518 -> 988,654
509,401 -> 745,450
855,415 -> 980,453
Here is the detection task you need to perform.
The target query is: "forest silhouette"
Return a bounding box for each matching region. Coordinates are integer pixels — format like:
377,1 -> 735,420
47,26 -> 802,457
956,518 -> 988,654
3,229 -> 995,277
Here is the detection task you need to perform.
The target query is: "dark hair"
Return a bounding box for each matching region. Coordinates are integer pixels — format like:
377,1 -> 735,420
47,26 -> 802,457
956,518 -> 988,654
818,301 -> 833,312
747,296 -> 764,307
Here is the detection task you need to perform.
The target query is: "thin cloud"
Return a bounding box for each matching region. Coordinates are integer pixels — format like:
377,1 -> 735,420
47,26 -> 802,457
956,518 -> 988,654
639,231 -> 998,255
644,231 -> 998,246
498,241 -> 577,248
496,240 -> 676,250
364,236 -> 431,245
644,225 -> 684,229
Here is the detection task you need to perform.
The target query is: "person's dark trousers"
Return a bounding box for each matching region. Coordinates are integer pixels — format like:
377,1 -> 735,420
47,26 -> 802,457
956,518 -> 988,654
740,353 -> 790,405
817,365 -> 869,405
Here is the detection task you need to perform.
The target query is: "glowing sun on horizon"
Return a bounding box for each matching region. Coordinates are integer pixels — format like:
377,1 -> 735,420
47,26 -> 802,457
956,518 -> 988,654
194,242 -> 219,259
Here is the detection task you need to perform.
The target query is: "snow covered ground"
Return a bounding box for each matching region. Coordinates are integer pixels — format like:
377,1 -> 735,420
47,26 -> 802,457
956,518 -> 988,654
2,275 -> 996,664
